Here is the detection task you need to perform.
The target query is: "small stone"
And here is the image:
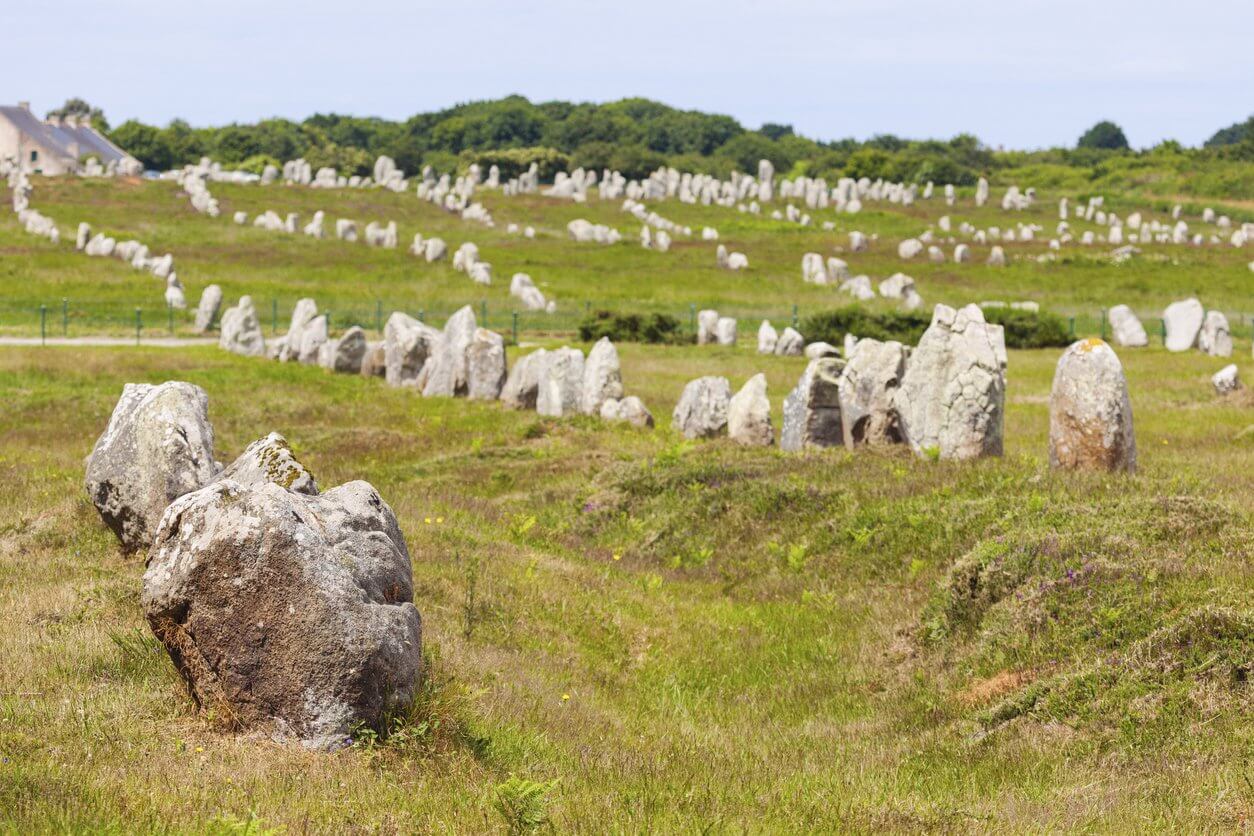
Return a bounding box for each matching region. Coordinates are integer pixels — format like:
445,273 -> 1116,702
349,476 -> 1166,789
672,376 -> 731,439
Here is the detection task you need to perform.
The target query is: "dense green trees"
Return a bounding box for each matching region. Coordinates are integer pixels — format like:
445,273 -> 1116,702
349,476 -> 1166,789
1077,120 -> 1130,150
83,96 -> 1250,198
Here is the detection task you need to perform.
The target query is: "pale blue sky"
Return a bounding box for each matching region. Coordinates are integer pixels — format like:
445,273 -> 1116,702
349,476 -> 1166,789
5,0 -> 1251,148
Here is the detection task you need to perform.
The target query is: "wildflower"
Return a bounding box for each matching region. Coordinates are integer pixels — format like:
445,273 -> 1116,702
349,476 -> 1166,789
612,553 -> 621,561
561,693 -> 570,702
424,517 -> 432,524
436,516 -> 444,524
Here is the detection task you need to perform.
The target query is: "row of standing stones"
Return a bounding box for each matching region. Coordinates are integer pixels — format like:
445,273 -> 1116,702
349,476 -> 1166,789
83,301 -> 1154,749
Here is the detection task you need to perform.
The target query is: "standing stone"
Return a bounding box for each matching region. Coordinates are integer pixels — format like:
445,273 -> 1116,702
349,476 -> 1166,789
601,396 -> 655,428
360,341 -> 386,377
279,299 -> 319,362
774,327 -> 805,356
727,374 -> 773,446
780,358 -> 844,451
1108,305 -> 1148,348
501,349 -> 548,410
758,320 -> 778,354
85,382 -> 220,552
672,377 -> 731,439
838,339 -> 907,448
1048,339 -> 1136,472
297,315 -> 328,365
580,337 -> 623,415
142,479 -> 422,751
466,328 -> 507,400
421,306 -> 477,397
324,326 -> 367,373
194,284 -> 223,333
76,222 -> 92,250
1212,364 -> 1240,394
216,432 -> 318,495
536,348 -> 585,417
1198,311 -> 1232,357
697,309 -> 720,345
715,317 -> 738,346
1163,298 -> 1204,352
219,296 -> 265,357
384,312 -> 442,388
894,304 -> 1006,461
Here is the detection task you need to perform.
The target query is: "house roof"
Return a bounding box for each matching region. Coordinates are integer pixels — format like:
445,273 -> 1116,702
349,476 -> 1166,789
0,105 -> 129,164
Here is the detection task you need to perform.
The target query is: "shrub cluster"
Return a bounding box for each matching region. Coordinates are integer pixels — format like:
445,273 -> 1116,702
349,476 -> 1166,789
801,305 -> 1070,349
577,310 -> 688,345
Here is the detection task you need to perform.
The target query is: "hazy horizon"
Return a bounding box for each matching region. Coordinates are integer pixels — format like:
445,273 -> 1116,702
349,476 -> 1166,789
4,0 -> 1251,150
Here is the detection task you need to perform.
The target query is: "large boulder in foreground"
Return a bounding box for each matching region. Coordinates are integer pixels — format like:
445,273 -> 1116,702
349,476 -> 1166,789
780,358 -> 844,451
142,479 -> 422,750
894,303 -> 1006,461
1048,339 -> 1136,472
85,382 -> 220,551
217,432 -> 318,495
838,338 -> 906,448
1163,298 -> 1204,353
673,376 -> 731,439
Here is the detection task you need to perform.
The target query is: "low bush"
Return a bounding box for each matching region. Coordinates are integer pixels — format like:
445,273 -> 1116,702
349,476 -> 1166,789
577,310 -> 688,344
800,305 -> 1071,349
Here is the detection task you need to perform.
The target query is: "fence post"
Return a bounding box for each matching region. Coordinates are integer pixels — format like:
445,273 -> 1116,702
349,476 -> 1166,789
1100,309 -> 1106,341
1069,316 -> 1075,338
792,304 -> 799,329
418,308 -> 425,323
168,302 -> 174,335
512,311 -> 518,345
375,300 -> 382,333
40,304 -> 47,346
689,303 -> 696,335
61,297 -> 68,336
481,300 -> 488,328
272,299 -> 278,335
135,308 -> 142,345
1159,318 -> 1166,346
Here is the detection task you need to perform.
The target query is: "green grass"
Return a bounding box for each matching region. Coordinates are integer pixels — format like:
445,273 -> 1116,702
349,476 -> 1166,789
0,341 -> 1250,831
2,176 -> 1253,341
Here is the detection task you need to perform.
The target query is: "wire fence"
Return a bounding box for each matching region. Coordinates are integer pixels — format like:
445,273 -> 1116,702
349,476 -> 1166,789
3,297 -> 1254,348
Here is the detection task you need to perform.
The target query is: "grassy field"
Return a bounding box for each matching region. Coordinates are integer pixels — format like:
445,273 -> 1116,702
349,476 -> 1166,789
0,338 -> 1251,831
2,176 -> 1252,341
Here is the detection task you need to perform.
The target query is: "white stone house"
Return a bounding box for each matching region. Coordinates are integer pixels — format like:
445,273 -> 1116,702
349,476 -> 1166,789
0,101 -> 138,175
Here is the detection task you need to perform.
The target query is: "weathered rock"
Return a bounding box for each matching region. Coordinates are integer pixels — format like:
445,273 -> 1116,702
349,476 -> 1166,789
780,358 -> 844,451
324,326 -> 367,373
360,341 -> 386,377
142,479 -> 421,750
1048,339 -> 1135,472
219,296 -> 266,357
466,328 -> 506,400
384,312 -> 442,388
774,327 -> 804,356
715,317 -> 738,346
580,337 -> 623,415
894,304 -> 1006,461
697,309 -> 720,345
838,339 -> 906,448
194,285 -> 223,333
805,341 -> 840,359
600,396 -> 655,428
85,382 -> 220,551
280,299 -> 319,362
421,306 -> 477,397
1108,305 -> 1148,347
217,432 -> 318,495
501,349 -> 548,410
536,347 -> 585,417
1163,298 -> 1204,352
297,316 -> 328,365
757,320 -> 778,354
1212,364 -> 1240,394
727,374 -> 773,446
672,376 -> 731,439
1198,311 -> 1232,357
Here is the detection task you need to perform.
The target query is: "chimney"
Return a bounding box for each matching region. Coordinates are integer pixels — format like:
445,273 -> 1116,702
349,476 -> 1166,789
18,101 -> 30,112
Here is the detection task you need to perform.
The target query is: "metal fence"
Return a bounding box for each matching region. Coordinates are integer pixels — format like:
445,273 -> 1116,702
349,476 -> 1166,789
2,297 -> 1253,348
